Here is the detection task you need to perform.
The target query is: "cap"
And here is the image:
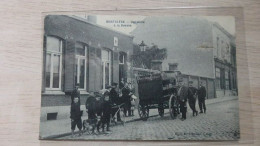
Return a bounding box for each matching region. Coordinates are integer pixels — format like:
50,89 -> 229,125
189,81 -> 193,84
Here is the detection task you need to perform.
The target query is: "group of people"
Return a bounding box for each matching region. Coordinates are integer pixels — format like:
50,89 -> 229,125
70,81 -> 136,137
177,80 -> 207,121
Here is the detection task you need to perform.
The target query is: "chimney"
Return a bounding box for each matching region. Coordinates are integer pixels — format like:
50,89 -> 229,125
151,60 -> 163,71
87,15 -> 97,24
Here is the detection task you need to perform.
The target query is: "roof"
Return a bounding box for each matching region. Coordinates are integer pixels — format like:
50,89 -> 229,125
213,22 -> 235,40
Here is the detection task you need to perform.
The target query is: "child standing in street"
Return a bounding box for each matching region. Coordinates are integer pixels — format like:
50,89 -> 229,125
70,96 -> 83,137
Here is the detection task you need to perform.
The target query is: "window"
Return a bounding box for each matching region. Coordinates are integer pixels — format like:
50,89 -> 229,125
215,67 -> 221,89
119,52 -> 126,65
114,37 -> 118,47
101,49 -> 112,89
45,36 -> 63,90
75,43 -> 88,90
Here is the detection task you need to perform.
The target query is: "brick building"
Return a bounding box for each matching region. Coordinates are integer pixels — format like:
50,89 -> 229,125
41,15 -> 133,121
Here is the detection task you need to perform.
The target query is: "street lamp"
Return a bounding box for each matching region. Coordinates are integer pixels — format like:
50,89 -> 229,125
139,40 -> 147,51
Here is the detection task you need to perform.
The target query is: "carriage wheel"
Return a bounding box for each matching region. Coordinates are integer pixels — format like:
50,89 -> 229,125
138,103 -> 149,121
169,94 -> 178,119
158,103 -> 164,117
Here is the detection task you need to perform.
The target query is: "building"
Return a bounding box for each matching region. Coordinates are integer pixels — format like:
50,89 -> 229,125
131,16 -> 237,99
41,15 -> 133,121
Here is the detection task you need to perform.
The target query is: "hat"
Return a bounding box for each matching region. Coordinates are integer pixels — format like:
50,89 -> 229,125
189,81 -> 193,84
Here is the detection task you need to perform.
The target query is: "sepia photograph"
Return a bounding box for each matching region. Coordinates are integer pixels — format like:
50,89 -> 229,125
39,15 -> 239,141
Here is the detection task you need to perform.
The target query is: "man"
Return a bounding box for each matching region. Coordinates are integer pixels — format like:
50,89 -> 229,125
71,83 -> 80,104
109,82 -> 122,122
102,91 -> 112,132
198,81 -> 207,114
188,81 -> 198,116
177,80 -> 188,121
121,82 -> 131,117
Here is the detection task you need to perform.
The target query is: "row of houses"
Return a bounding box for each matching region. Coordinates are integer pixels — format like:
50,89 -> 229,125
40,15 -> 237,121
41,15 -> 133,121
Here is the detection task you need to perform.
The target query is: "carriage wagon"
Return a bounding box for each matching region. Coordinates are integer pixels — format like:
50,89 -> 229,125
136,71 -> 182,121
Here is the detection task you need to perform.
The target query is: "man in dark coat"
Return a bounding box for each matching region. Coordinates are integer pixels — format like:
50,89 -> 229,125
71,83 -> 80,104
198,82 -> 207,113
109,83 -> 122,122
70,96 -> 82,137
188,81 -> 198,116
122,83 -> 131,117
102,91 -> 112,132
177,81 -> 188,121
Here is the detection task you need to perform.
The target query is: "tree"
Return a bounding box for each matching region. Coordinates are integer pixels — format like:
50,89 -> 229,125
131,44 -> 167,69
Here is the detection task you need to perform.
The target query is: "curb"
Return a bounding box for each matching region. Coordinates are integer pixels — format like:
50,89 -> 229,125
40,114 -> 160,140
40,97 -> 237,140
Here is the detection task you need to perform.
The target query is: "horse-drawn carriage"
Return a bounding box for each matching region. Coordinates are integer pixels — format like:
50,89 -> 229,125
136,70 -> 182,121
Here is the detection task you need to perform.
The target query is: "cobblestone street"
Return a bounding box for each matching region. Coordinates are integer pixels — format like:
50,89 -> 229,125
60,99 -> 239,140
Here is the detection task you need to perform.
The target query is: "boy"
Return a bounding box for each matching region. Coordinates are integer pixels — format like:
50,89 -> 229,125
102,91 -> 112,132
70,96 -> 82,137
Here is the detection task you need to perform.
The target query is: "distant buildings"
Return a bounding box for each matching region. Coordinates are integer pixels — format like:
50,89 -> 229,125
131,16 -> 237,98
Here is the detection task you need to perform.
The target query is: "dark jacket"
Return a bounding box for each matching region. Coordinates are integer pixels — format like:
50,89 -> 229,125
102,100 -> 112,116
95,98 -> 104,116
178,86 -> 188,102
188,87 -> 197,101
70,102 -> 82,120
122,88 -> 131,104
198,86 -> 206,100
110,88 -> 119,104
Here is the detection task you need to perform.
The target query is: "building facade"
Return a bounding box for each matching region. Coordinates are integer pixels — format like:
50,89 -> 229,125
212,23 -> 237,97
41,15 -> 133,121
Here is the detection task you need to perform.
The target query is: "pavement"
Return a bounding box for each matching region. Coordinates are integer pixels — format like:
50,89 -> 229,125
39,95 -> 238,140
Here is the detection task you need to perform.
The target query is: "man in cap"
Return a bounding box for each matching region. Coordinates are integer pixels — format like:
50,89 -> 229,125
188,81 -> 198,116
197,81 -> 207,113
177,79 -> 188,121
109,82 -> 122,122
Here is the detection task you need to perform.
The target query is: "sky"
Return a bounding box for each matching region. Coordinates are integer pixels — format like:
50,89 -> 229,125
79,15 -> 235,36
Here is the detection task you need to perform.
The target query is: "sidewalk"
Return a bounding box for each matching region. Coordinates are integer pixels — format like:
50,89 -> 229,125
39,95 -> 238,139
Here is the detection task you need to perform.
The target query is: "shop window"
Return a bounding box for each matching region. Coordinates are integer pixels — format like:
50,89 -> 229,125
75,43 -> 88,90
225,71 -> 230,90
45,36 -> 63,90
101,49 -> 112,89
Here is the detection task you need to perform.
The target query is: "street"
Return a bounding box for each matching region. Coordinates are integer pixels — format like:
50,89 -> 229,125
59,99 -> 239,140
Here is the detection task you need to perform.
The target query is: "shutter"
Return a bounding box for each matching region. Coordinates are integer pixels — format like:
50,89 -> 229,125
113,51 -> 119,84
64,39 -> 75,92
88,47 -> 96,92
95,48 -> 102,90
124,55 -> 128,82
42,36 -> 47,93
